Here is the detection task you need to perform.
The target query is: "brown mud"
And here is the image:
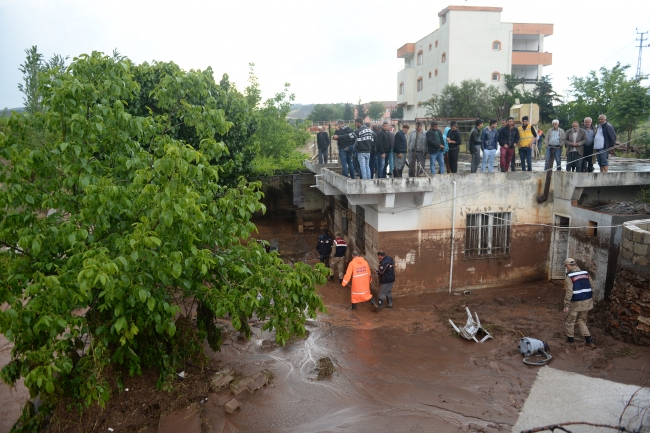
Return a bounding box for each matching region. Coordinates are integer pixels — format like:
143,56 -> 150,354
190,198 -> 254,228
1,216 -> 649,433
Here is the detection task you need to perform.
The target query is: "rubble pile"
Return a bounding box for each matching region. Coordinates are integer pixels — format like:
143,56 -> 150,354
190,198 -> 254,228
608,268 -> 650,346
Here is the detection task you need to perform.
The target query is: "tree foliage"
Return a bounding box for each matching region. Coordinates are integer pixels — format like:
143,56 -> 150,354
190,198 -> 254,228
559,63 -> 650,138
356,99 -> 366,120
424,79 -> 501,119
343,103 -> 354,121
307,104 -> 344,122
0,51 -> 326,418
366,101 -> 386,120
17,46 -> 68,116
390,106 -> 404,119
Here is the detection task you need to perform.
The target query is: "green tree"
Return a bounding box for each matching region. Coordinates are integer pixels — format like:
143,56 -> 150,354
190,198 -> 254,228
609,78 -> 650,141
17,46 -> 44,115
366,101 -> 386,120
531,75 -> 561,123
343,102 -> 354,121
307,104 -> 341,121
423,79 -> 501,119
356,99 -> 366,120
390,106 -> 404,119
0,52 -> 326,422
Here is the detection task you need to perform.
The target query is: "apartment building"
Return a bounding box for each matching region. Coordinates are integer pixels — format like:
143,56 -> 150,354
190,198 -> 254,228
397,5 -> 553,120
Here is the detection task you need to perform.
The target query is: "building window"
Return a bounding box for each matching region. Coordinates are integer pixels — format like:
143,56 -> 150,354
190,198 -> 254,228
435,69 -> 438,77
356,206 -> 365,254
428,71 -> 432,79
417,77 -> 423,91
399,82 -> 404,95
465,212 -> 512,259
491,72 -> 500,82
442,52 -> 446,63
441,13 -> 447,25
417,51 -> 423,65
587,221 -> 598,237
429,43 -> 432,51
492,40 -> 501,51
435,40 -> 438,48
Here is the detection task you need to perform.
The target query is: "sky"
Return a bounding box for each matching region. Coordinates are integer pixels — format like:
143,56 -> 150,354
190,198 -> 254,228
1,0 -> 649,109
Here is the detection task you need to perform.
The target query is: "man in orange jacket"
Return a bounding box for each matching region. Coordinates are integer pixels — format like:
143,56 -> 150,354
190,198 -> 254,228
342,251 -> 378,311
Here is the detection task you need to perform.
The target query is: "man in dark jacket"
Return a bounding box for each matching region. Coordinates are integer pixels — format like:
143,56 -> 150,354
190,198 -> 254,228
384,123 -> 395,177
316,228 -> 333,268
375,123 -> 391,178
376,250 -> 395,311
351,118 -> 374,179
498,117 -> 519,172
316,126 -> 330,164
469,119 -> 483,173
393,124 -> 408,177
446,120 -> 462,173
426,122 -> 445,175
369,124 -> 380,178
334,120 -> 356,179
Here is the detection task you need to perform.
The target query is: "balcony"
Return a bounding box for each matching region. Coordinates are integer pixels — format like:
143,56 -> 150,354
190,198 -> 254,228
512,51 -> 552,66
397,43 -> 415,58
397,68 -> 415,107
512,23 -> 553,36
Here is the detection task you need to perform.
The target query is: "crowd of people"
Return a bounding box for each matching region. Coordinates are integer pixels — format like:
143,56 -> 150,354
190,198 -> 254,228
319,114 -> 617,177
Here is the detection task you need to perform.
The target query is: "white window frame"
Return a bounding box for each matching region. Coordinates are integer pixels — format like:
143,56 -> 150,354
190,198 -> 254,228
417,52 -> 423,65
492,41 -> 501,51
492,72 -> 500,82
464,212 -> 512,259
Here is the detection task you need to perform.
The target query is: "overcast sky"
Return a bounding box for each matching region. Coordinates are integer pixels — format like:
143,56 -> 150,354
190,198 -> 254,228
1,0 -> 649,109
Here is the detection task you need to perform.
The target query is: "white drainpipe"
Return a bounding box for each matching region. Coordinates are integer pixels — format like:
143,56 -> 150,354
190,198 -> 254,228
449,181 -> 456,293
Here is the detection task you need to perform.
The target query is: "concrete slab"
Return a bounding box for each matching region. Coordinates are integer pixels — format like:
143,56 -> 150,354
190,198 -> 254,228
512,366 -> 650,433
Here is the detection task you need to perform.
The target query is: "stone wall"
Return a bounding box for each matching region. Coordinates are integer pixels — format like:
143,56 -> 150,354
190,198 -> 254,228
608,219 -> 650,345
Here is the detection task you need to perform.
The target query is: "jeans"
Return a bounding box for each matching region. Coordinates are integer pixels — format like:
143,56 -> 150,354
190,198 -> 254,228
339,148 -> 355,178
519,147 -> 532,171
383,152 -> 393,177
374,153 -> 385,178
353,151 -> 361,178
318,148 -> 328,164
357,152 -> 371,179
545,146 -> 562,170
482,149 -> 496,172
470,146 -> 482,173
500,146 -> 515,171
447,147 -> 459,173
596,148 -> 608,167
369,152 -> 376,178
429,151 -> 445,174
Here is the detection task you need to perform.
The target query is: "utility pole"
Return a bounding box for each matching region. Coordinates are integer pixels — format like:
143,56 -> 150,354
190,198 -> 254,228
636,29 -> 649,78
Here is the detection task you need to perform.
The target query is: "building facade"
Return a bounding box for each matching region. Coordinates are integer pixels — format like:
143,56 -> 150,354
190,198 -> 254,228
396,5 -> 553,120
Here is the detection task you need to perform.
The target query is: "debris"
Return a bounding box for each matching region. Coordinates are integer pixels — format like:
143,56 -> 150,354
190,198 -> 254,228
519,337 -> 553,366
246,372 -> 269,392
108,429 -> 114,432
224,398 -> 241,414
211,368 -> 234,390
463,290 -> 471,296
448,307 -> 493,343
230,376 -> 253,396
317,357 -> 335,380
177,371 -> 185,379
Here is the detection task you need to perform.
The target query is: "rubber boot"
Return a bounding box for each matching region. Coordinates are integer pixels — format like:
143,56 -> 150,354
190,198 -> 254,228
566,336 -> 575,343
351,303 -> 357,310
370,298 -> 378,313
377,299 -> 383,312
585,336 -> 594,346
386,294 -> 393,308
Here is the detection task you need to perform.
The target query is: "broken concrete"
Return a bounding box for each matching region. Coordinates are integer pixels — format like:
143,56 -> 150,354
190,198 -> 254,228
224,398 -> 241,414
245,372 -> 268,392
210,368 -> 235,390
229,376 -> 253,396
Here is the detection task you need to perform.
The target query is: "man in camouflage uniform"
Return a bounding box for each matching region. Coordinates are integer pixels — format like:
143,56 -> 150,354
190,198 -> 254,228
563,257 -> 595,345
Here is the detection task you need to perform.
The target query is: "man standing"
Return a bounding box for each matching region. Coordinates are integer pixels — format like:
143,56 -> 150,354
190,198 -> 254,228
537,128 -> 545,158
581,117 -> 596,173
564,121 -> 586,172
408,121 -> 427,177
342,251 -> 378,311
544,120 -> 565,171
563,258 -> 595,345
330,232 -> 347,283
469,119 -> 483,173
517,116 -> 537,172
446,120 -> 462,173
369,123 -> 378,178
426,122 -> 446,175
376,250 -> 395,311
316,126 -> 330,164
334,120 -> 356,179
337,118 -> 373,179
481,119 -> 499,172
316,228 -> 333,270
595,114 -> 616,173
498,117 -> 519,172
382,122 -> 394,178
375,122 -> 391,179
393,124 -> 409,177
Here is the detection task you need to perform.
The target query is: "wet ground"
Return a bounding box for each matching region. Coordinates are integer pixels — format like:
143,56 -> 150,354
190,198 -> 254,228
211,218 -> 650,433
1,217 -> 649,433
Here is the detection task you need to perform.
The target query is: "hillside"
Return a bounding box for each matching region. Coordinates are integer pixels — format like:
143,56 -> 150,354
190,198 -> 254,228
288,104 -> 314,119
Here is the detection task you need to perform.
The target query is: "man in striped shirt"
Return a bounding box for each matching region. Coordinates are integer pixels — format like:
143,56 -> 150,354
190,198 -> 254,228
563,258 -> 595,345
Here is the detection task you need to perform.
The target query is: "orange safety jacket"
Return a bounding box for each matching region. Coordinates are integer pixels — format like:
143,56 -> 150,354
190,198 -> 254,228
342,256 -> 372,304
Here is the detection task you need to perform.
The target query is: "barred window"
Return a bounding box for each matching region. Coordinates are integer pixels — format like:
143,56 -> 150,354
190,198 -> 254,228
464,212 -> 511,258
